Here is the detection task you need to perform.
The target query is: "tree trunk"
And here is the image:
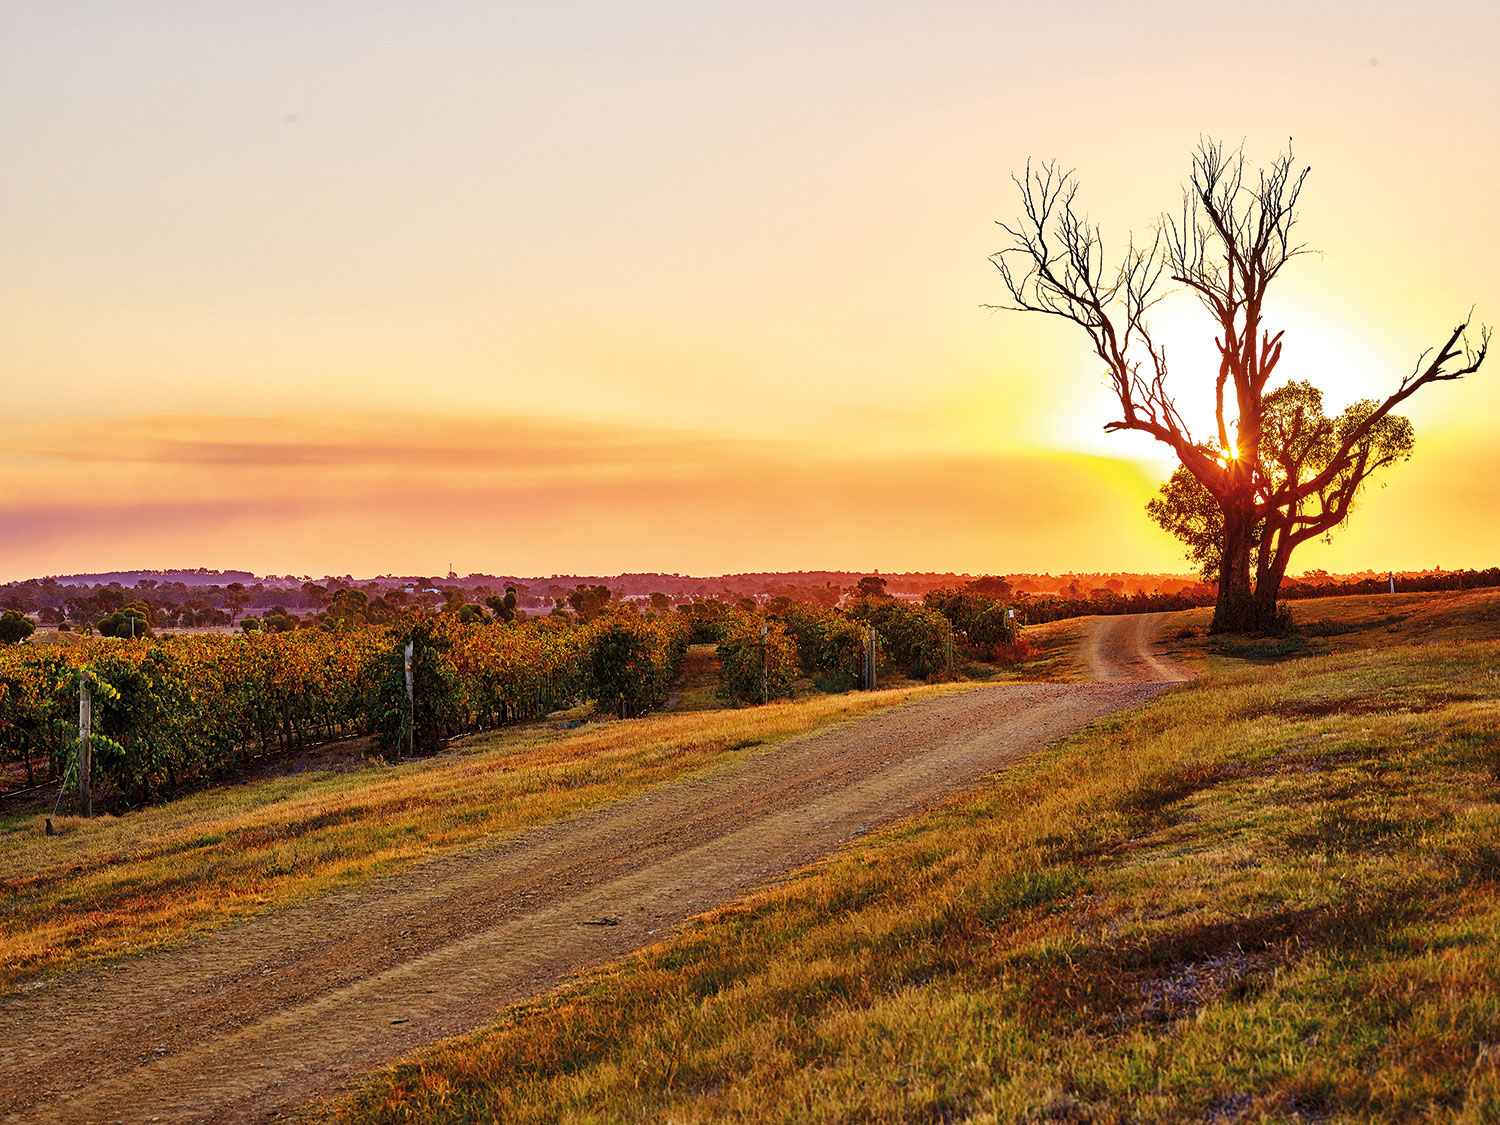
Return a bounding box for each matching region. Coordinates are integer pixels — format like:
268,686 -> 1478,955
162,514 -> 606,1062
1251,546 -> 1293,633
1210,503 -> 1257,633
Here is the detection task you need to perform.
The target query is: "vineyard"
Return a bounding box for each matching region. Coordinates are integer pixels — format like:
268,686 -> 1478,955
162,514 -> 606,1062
0,612 -> 685,810
0,583 -> 1023,811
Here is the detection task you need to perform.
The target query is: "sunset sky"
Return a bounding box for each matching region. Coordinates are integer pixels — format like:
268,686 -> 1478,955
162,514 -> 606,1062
2,1 -> 1497,581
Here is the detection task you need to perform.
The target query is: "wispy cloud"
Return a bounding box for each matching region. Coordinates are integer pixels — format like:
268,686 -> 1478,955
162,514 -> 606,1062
0,411 -> 1172,579
4,413 -> 788,476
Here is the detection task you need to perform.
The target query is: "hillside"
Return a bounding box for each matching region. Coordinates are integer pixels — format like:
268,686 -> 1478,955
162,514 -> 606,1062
312,590 -> 1500,1123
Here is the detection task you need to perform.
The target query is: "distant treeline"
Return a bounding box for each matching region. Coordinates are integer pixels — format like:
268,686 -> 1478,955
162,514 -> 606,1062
1282,568 -> 1500,600
1012,567 -> 1500,624
1013,589 -> 1213,624
0,568 -> 1213,620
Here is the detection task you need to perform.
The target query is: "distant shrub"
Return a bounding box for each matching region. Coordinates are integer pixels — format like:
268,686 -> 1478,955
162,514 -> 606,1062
717,612 -> 798,705
585,612 -> 686,718
850,599 -> 952,680
777,602 -> 864,689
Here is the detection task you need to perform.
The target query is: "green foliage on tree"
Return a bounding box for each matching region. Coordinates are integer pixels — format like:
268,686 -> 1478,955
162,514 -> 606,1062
371,617 -> 462,755
849,598 -> 953,680
0,651 -> 74,787
90,649 -> 187,806
320,588 -> 370,631
485,586 -> 519,624
924,587 -> 1018,656
677,598 -> 729,644
96,602 -> 152,639
1147,381 -> 1417,593
567,584 -> 613,623
261,608 -> 301,633
0,610 -> 36,645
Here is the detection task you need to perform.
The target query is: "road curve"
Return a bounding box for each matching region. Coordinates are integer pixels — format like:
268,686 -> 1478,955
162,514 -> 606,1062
1084,611 -> 1192,683
0,616 -> 1186,1123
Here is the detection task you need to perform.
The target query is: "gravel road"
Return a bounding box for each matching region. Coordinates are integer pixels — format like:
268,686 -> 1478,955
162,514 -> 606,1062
0,614 -> 1185,1123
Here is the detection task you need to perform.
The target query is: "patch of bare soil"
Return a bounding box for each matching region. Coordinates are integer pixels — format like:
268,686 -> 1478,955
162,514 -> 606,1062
0,616 -> 1186,1124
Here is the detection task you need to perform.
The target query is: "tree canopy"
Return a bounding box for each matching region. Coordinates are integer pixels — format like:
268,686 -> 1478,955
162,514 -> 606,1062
0,611 -> 36,646
992,141 -> 1486,632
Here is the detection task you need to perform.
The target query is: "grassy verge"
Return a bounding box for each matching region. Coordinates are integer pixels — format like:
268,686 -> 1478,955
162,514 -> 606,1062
0,683 -> 974,992
314,627 -> 1500,1122
1162,587 -> 1500,675
1005,616 -> 1089,682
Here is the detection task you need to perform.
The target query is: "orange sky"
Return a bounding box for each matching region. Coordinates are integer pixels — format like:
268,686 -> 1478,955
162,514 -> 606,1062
2,3 -> 1497,581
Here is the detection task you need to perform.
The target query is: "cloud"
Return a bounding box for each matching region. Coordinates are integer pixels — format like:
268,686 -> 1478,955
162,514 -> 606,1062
4,413 -> 771,476
0,411 -> 1178,579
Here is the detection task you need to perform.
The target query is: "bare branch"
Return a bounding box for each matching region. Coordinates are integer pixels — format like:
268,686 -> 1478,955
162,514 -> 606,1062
991,141 -> 1483,632
1288,319 -> 1488,506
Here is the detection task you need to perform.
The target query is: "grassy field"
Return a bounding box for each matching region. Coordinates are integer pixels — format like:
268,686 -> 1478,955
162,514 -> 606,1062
311,590 -> 1500,1123
1163,588 -> 1500,673
0,683 -> 976,992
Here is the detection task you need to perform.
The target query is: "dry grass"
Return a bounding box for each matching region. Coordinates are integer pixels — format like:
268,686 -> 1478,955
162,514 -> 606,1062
313,599 -> 1500,1124
1162,587 -> 1500,674
0,683 -> 975,992
1006,617 -> 1089,682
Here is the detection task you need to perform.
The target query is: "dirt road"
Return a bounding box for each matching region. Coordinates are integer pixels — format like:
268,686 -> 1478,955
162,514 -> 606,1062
0,615 -> 1184,1123
1084,612 -> 1192,683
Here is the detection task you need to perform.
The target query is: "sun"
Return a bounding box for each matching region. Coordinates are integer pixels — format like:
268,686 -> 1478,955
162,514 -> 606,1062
1141,294 -> 1392,439
1034,288 -> 1400,473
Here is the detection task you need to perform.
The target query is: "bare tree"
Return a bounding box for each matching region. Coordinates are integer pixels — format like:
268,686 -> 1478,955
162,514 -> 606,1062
991,141 -> 1488,632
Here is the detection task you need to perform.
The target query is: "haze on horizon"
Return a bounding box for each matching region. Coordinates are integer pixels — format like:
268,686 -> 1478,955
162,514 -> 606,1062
2,1 -> 1497,583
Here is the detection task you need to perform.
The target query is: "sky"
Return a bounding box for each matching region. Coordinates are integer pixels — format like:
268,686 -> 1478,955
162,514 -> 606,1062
2,1 -> 1497,581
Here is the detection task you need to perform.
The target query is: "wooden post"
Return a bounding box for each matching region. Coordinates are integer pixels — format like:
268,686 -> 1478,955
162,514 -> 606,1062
404,641 -> 415,757
78,672 -> 92,819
